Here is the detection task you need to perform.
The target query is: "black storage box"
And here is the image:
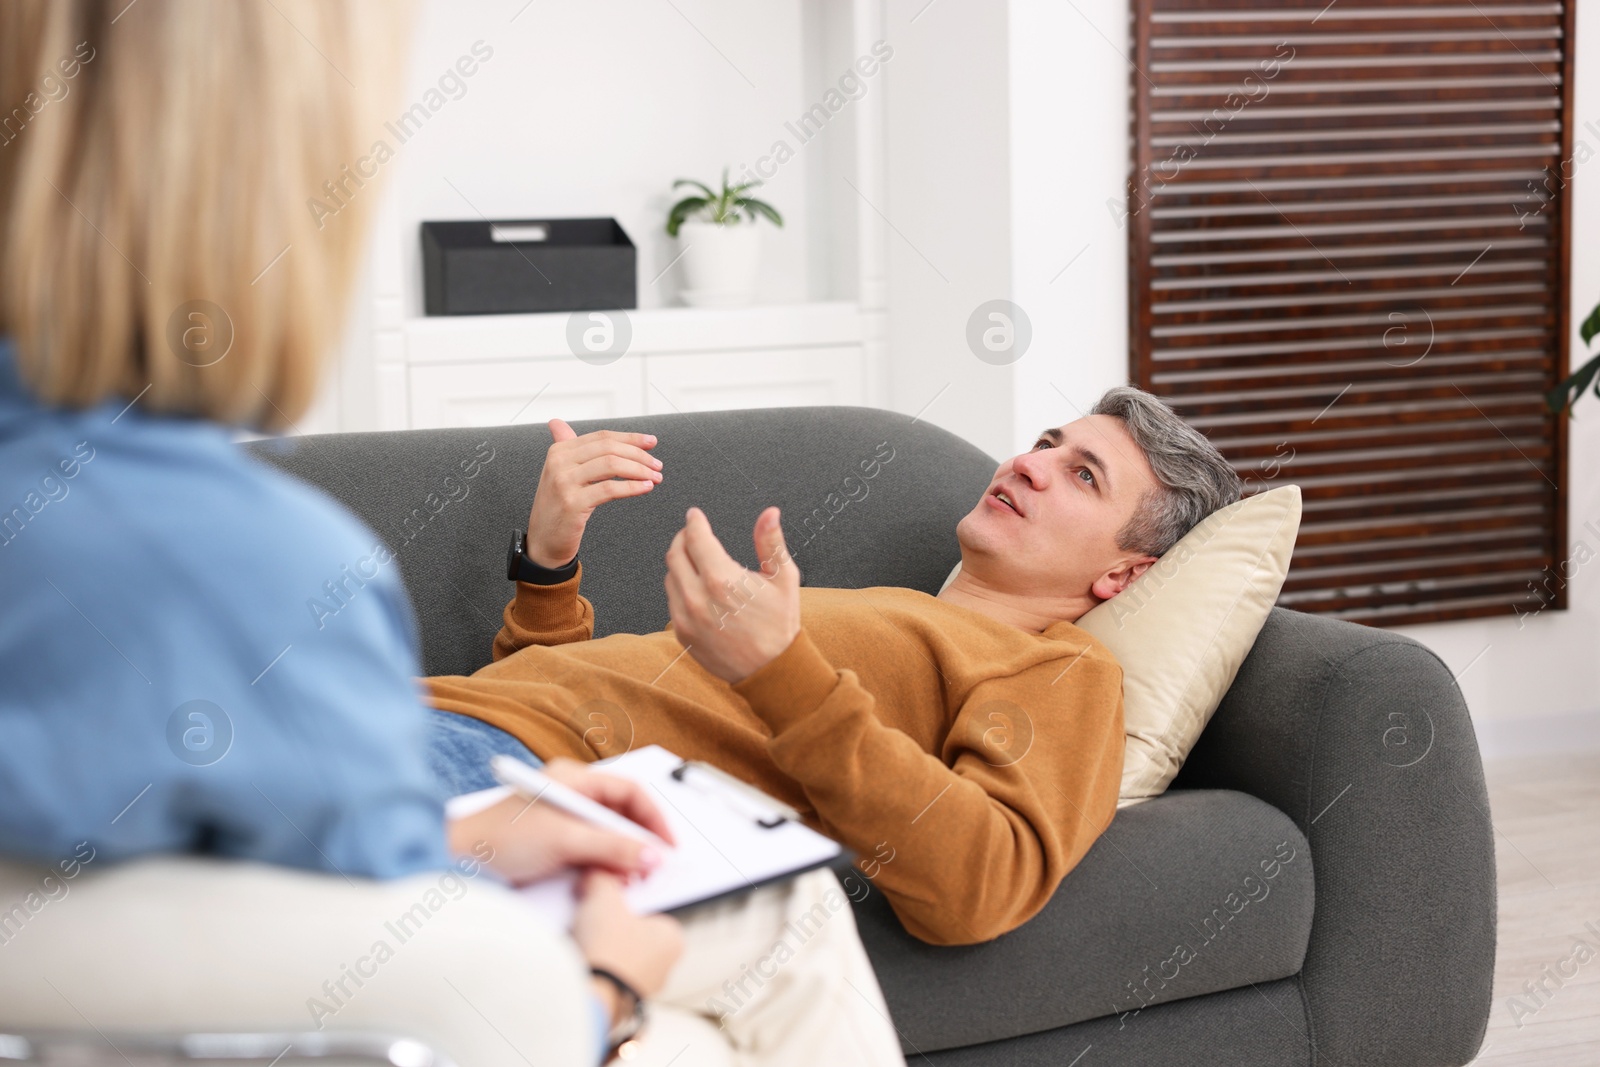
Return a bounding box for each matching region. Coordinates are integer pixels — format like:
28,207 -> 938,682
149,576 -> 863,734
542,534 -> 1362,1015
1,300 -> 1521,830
422,217 -> 636,316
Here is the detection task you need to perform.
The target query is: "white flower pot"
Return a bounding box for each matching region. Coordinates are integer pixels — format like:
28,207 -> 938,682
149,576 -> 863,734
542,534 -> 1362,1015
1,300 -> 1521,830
677,220 -> 761,308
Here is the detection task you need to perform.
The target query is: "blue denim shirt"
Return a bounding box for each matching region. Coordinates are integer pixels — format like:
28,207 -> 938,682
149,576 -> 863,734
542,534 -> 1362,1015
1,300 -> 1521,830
0,339 -> 451,877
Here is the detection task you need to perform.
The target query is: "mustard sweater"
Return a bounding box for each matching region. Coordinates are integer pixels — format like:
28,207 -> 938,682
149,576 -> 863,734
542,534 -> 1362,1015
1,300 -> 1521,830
424,565 -> 1125,945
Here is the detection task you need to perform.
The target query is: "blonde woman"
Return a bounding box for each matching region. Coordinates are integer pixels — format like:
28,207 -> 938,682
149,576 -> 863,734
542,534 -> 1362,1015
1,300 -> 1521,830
0,4 -> 902,1065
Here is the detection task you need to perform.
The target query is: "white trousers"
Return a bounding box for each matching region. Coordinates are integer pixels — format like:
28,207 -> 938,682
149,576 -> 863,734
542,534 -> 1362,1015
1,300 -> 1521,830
633,869 -> 907,1067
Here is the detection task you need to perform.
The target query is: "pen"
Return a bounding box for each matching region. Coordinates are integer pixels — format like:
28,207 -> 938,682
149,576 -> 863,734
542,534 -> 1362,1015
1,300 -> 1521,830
490,755 -> 672,850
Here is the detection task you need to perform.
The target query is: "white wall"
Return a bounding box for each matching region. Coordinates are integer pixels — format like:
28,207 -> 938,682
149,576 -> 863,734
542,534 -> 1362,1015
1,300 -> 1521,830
876,0 -> 1139,456
880,0 -> 1015,460
1008,0 -> 1131,453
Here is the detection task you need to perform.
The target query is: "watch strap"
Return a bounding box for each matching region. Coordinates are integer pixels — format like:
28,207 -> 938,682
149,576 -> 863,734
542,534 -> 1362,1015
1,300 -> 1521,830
589,966 -> 646,1059
507,530 -> 579,585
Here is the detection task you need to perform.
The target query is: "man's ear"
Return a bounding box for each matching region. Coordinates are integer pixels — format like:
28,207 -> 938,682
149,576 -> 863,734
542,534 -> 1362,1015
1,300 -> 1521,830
1090,555 -> 1158,601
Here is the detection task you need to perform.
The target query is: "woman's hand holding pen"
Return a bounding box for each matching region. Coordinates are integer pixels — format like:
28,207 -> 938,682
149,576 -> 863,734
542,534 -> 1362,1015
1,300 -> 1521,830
446,757 -> 675,884
446,757 -> 684,1005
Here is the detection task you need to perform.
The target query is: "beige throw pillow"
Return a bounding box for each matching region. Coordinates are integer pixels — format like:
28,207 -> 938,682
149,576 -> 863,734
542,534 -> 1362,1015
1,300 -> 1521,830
939,485 -> 1301,804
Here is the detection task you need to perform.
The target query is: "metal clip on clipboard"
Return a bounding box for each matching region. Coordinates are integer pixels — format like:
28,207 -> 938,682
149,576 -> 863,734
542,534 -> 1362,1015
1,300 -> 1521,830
669,761 -> 800,829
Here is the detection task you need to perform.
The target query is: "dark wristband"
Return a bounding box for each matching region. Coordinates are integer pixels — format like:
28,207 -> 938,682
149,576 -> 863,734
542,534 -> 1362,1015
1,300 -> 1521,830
506,530 -> 578,585
589,966 -> 646,1058
589,966 -> 643,1010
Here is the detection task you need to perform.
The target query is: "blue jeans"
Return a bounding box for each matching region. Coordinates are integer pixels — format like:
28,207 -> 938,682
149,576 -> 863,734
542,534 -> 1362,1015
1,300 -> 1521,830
425,709 -> 544,796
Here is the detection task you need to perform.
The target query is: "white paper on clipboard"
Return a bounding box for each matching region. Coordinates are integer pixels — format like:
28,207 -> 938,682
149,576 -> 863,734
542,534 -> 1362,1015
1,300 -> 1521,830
446,745 -> 842,930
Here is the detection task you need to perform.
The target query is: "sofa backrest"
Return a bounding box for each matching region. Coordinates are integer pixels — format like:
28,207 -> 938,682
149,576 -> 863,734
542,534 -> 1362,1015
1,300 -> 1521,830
247,406 -> 999,677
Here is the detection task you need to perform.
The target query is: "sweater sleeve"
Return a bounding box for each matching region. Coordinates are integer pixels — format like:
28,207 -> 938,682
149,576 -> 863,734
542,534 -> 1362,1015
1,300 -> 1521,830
732,629 -> 1126,946
492,563 -> 596,661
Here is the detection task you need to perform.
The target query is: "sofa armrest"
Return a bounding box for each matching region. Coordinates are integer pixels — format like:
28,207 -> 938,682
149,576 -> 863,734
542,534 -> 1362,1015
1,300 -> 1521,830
0,857 -> 595,1067
1172,607 -> 1495,1067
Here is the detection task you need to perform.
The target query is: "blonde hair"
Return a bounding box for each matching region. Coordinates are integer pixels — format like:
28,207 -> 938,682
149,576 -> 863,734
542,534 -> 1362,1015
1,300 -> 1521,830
0,1 -> 411,431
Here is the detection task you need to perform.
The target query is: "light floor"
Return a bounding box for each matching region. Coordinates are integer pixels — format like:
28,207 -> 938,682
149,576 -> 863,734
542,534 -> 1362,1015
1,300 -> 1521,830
1466,752 -> 1600,1066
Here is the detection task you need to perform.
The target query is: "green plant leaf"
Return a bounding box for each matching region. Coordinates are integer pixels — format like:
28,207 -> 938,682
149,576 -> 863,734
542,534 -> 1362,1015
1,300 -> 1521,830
670,170 -> 780,229
1581,300 -> 1600,347
738,197 -> 784,228
665,196 -> 709,236
1548,350 -> 1600,415
672,178 -> 717,200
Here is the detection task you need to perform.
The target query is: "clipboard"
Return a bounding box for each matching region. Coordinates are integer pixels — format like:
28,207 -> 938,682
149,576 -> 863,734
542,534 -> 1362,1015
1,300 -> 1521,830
446,746 -> 847,929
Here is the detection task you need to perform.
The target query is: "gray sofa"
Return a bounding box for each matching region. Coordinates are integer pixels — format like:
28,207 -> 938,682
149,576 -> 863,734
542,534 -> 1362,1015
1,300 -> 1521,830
250,404 -> 1497,1067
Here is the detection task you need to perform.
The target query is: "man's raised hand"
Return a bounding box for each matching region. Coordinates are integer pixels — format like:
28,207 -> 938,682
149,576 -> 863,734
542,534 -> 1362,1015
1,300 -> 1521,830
524,418 -> 662,569
664,506 -> 801,684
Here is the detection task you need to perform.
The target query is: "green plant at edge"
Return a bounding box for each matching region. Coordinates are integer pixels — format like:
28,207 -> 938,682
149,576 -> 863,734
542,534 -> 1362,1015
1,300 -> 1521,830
1549,298 -> 1600,416
665,167 -> 784,237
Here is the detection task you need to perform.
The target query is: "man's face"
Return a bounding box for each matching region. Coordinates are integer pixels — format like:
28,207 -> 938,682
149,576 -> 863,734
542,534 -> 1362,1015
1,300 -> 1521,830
956,414 -> 1161,606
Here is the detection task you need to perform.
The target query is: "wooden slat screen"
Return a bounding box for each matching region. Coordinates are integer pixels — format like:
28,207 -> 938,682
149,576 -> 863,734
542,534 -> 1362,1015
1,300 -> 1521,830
1128,0 -> 1574,626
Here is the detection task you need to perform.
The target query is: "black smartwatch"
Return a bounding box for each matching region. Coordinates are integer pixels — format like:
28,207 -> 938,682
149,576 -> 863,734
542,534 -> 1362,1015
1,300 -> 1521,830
589,967 -> 646,1061
506,530 -> 579,585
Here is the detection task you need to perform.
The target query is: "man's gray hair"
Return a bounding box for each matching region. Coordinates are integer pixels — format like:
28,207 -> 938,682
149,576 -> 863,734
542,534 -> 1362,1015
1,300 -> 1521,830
1091,386 -> 1242,557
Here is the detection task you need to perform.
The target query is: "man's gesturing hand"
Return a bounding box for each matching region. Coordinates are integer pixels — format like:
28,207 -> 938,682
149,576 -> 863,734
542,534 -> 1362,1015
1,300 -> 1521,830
525,418 -> 662,569
664,506 -> 801,684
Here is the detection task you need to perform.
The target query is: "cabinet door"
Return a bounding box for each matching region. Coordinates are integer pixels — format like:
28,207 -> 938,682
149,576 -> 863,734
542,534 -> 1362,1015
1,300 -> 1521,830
408,358 -> 647,429
643,347 -> 864,415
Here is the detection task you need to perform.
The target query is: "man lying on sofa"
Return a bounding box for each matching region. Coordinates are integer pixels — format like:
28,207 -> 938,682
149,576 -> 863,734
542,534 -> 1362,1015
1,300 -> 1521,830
424,387 -> 1241,946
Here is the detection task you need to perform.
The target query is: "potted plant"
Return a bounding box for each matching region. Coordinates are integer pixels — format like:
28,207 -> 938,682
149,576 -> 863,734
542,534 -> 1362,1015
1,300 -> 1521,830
665,167 -> 783,307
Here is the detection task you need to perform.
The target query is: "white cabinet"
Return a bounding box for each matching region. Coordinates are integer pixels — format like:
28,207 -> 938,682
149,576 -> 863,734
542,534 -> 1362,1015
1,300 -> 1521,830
644,347 -> 863,414
396,303 -> 867,430
408,359 -> 645,430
